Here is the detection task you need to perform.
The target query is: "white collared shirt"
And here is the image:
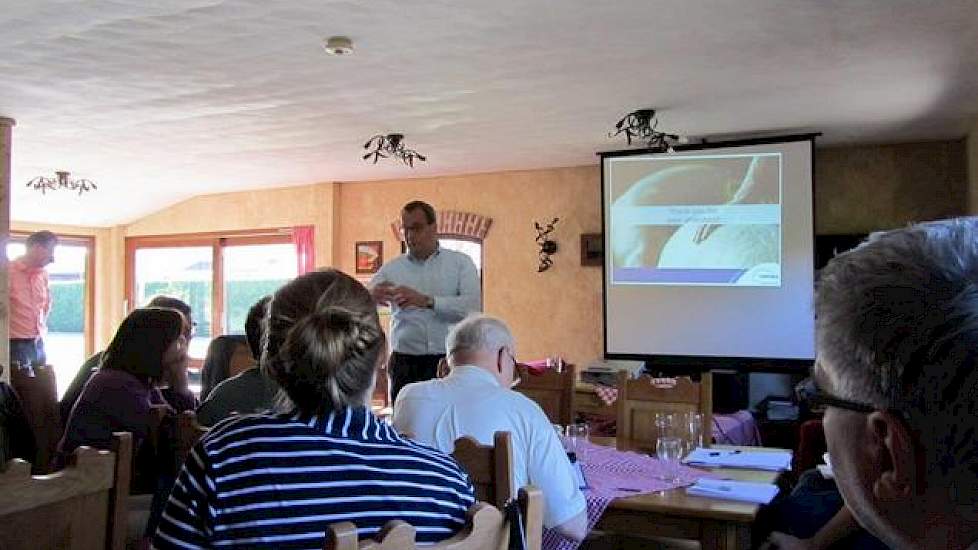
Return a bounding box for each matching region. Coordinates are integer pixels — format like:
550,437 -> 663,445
369,247 -> 481,355
392,365 -> 586,529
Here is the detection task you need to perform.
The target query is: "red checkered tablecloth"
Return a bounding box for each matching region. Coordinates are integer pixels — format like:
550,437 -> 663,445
541,440 -> 716,550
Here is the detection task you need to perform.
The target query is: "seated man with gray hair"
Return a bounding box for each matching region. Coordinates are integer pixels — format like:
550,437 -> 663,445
813,217 -> 978,550
393,314 -> 587,542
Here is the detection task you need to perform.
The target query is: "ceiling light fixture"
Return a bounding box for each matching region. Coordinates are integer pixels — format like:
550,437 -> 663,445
362,133 -> 427,167
610,109 -> 684,153
323,36 -> 354,56
26,171 -> 97,195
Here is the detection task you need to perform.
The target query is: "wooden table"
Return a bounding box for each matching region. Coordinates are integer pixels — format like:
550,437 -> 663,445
589,437 -> 784,550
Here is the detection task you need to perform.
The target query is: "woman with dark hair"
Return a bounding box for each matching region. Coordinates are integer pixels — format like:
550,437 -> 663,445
59,307 -> 188,456
155,269 -> 475,549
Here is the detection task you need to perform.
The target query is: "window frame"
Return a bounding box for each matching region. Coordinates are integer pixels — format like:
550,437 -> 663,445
401,233 -> 486,295
9,231 -> 96,358
125,228 -> 295,342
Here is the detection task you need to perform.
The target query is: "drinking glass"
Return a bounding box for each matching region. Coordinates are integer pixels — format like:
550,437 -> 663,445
654,412 -> 678,440
685,412 -> 704,454
567,423 -> 589,454
656,436 -> 683,481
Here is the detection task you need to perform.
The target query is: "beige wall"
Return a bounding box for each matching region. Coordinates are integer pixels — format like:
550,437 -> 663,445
815,139 -> 968,234
10,221 -> 123,351
8,138 -> 970,364
337,166 -> 604,365
127,182 -> 338,267
0,118 -> 12,381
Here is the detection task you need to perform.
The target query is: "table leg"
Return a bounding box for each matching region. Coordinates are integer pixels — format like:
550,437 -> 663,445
701,520 -> 751,550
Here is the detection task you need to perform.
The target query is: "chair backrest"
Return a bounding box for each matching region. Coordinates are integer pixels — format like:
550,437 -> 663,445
325,486 -> 543,550
9,363 -> 62,473
174,410 -> 209,466
451,431 -> 514,509
514,364 -> 576,425
615,371 -> 713,452
0,431 -> 133,550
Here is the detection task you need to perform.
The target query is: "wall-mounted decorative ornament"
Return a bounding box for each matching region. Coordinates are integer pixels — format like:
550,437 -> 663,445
26,170 -> 97,195
610,109 -> 685,153
534,218 -> 560,273
390,210 -> 493,241
362,133 -> 427,167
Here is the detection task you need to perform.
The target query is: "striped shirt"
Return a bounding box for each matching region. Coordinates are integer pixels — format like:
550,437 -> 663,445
153,407 -> 475,549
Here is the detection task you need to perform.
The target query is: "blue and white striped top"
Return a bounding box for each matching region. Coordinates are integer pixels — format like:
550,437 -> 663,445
153,407 -> 475,549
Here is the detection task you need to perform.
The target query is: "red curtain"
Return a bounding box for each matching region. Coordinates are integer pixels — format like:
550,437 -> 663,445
293,225 -> 315,275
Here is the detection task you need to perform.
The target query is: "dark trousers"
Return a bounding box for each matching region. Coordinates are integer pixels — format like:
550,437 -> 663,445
389,352 -> 443,405
10,338 -> 46,367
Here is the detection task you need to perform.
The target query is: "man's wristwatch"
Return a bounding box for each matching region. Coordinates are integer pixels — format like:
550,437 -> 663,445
425,295 -> 435,309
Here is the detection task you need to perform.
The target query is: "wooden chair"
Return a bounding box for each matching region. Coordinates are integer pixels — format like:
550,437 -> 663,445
615,371 -> 713,452
514,363 -> 576,425
174,410 -> 209,466
325,486 -> 543,550
451,431 -> 514,509
9,363 -> 63,473
0,432 -> 133,550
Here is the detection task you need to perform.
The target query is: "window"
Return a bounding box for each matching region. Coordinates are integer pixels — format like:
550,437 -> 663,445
133,245 -> 215,358
439,238 -> 482,275
7,233 -> 94,398
222,243 -> 297,334
127,232 -> 297,363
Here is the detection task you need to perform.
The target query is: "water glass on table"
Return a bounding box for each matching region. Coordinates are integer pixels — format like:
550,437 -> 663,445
567,423 -> 589,454
656,436 -> 683,481
685,412 -> 704,454
654,412 -> 679,440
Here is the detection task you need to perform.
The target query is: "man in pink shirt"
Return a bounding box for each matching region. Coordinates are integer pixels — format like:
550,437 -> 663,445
8,230 -> 57,368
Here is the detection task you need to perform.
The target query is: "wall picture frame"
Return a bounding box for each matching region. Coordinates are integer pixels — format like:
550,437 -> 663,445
580,233 -> 603,266
355,240 -> 383,274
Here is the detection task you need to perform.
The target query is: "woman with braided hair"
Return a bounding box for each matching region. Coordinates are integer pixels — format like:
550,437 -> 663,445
155,269 -> 475,550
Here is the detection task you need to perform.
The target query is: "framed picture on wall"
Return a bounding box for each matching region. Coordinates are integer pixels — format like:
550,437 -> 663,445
580,233 -> 603,266
355,241 -> 383,274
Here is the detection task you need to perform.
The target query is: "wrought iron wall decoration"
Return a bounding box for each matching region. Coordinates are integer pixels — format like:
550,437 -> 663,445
26,171 -> 97,195
362,133 -> 427,167
610,109 -> 681,152
534,217 -> 560,273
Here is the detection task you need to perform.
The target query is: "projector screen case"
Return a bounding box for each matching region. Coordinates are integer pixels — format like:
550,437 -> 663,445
599,134 -> 817,372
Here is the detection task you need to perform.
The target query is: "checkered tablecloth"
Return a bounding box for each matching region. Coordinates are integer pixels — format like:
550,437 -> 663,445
541,440 -> 715,550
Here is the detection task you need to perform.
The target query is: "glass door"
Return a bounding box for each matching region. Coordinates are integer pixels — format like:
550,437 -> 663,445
133,246 -> 214,359
7,235 -> 93,398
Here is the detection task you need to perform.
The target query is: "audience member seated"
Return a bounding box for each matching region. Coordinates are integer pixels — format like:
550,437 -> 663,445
810,218 -> 978,549
393,314 -> 587,542
60,295 -> 195,421
58,307 -> 191,475
199,334 -> 250,399
195,296 -> 280,426
0,366 -> 36,466
763,469 -> 886,550
154,269 -> 475,549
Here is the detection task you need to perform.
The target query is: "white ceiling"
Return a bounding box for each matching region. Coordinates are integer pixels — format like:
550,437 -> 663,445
3,0 -> 977,226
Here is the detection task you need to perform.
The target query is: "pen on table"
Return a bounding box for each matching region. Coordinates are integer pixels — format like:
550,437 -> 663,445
615,487 -> 642,492
707,450 -> 742,456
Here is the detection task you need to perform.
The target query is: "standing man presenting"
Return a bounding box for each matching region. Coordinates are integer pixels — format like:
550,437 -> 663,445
370,201 -> 481,404
8,230 -> 57,368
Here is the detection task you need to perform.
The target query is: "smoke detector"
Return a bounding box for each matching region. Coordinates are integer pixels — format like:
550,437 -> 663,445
323,36 -> 354,56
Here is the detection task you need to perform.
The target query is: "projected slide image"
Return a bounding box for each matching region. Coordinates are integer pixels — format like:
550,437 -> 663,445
609,153 -> 782,286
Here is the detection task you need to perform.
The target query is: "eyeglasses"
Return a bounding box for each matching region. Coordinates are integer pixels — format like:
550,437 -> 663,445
500,347 -> 527,388
809,378 -> 882,414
